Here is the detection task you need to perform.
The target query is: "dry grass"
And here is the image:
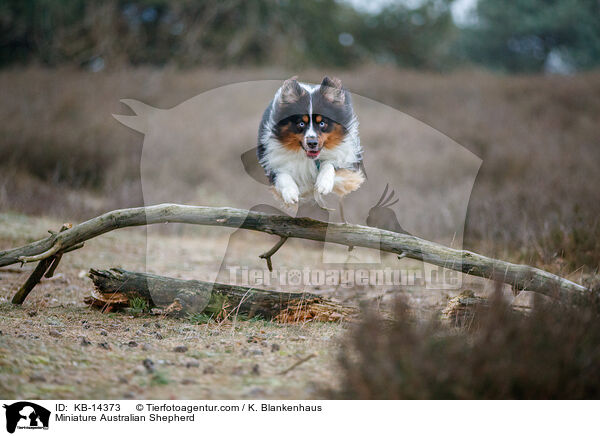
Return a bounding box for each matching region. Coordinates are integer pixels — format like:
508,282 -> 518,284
342,68 -> 600,274
1,66 -> 598,276
331,284 -> 600,399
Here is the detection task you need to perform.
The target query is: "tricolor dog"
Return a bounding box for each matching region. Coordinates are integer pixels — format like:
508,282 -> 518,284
257,76 -> 364,220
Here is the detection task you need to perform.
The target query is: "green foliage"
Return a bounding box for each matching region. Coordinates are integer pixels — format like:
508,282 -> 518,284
0,0 -> 87,65
187,310 -> 270,325
128,297 -> 149,314
204,293 -> 229,316
187,312 -> 214,325
246,314 -> 267,323
459,0 -> 600,72
150,371 -> 170,386
1,0 -> 598,72
0,0 -> 457,70
351,0 -> 458,70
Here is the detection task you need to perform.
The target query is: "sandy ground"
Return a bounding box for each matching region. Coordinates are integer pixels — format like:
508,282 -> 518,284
0,212 -> 498,399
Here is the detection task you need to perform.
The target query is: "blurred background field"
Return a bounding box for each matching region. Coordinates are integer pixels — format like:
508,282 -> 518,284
1,69 -> 599,277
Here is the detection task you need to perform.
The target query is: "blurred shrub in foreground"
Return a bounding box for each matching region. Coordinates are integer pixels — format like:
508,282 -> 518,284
332,285 -> 600,399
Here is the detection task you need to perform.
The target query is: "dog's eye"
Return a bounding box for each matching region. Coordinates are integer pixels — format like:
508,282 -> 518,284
297,121 -> 305,128
319,121 -> 327,128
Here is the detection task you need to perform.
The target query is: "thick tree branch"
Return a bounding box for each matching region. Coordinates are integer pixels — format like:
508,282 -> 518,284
0,204 -> 587,300
11,257 -> 55,304
11,223 -> 77,304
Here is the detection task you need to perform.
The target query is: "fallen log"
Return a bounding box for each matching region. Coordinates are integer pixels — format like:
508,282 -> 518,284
86,267 -> 354,322
0,204 -> 588,303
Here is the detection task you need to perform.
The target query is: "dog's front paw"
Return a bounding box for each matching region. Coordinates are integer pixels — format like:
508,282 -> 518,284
281,185 -> 299,205
316,170 -> 335,195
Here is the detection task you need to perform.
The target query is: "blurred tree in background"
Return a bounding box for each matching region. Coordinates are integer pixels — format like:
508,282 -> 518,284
351,0 -> 457,70
0,0 -> 598,72
0,0 -> 456,69
459,0 -> 600,72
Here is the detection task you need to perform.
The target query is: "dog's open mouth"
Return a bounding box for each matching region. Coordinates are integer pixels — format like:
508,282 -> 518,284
306,149 -> 321,159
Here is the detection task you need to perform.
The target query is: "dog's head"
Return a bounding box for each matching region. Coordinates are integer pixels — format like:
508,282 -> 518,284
271,76 -> 355,159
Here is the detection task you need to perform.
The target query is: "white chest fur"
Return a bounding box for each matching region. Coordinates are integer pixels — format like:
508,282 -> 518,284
261,135 -> 360,199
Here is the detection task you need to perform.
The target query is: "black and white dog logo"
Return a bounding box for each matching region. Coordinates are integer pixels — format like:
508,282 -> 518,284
3,402 -> 50,434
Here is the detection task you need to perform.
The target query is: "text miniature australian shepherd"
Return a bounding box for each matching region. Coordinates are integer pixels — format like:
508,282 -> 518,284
257,76 -> 364,215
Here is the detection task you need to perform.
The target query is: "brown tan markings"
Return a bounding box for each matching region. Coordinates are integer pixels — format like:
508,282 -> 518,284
278,122 -> 304,151
333,169 -> 365,196
322,123 -> 345,149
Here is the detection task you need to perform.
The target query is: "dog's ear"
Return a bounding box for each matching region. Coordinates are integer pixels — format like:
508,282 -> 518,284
320,76 -> 345,105
279,76 -> 305,104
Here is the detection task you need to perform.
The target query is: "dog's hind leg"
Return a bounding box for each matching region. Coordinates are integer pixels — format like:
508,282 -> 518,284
333,168 -> 365,224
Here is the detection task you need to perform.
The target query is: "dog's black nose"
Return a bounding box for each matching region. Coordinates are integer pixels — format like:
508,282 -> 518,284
306,137 -> 318,149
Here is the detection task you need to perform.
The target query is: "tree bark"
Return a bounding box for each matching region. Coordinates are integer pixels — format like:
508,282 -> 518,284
0,204 -> 587,300
87,268 -> 353,322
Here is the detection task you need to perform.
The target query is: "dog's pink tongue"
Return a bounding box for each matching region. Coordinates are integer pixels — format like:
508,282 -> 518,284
306,150 -> 320,158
